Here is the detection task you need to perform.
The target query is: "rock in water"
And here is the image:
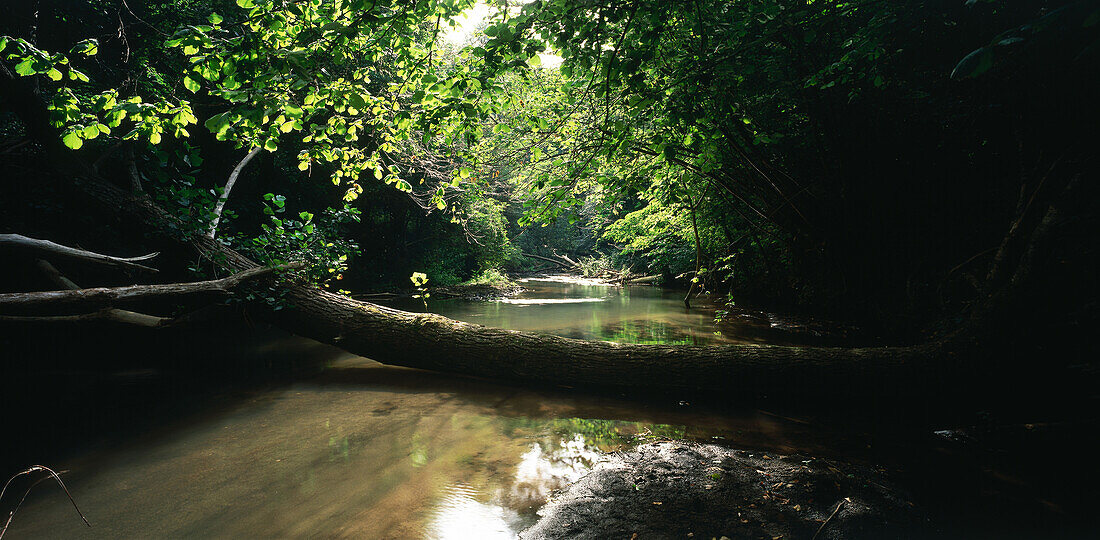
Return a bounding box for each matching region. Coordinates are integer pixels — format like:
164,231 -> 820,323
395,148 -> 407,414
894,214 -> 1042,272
521,441 -> 927,539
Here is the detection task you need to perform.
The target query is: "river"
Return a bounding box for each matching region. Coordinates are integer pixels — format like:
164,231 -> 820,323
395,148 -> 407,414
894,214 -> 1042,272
1,279 -> 1074,537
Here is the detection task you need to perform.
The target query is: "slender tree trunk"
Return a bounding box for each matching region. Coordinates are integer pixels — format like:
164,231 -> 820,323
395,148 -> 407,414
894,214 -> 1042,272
684,204 -> 702,308
207,146 -> 262,239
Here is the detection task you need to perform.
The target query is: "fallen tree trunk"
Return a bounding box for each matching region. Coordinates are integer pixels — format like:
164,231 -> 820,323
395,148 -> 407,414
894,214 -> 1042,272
276,285 -> 953,397
0,308 -> 170,326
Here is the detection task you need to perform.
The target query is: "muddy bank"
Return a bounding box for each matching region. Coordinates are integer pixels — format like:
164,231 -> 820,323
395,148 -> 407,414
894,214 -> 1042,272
521,441 -> 927,539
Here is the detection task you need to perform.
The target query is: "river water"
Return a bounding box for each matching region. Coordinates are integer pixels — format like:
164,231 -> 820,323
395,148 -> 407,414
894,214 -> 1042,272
0,280 -> 915,537
379,276 -> 791,346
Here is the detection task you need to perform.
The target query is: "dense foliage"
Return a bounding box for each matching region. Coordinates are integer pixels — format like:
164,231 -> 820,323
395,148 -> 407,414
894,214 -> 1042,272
2,0 -> 1097,334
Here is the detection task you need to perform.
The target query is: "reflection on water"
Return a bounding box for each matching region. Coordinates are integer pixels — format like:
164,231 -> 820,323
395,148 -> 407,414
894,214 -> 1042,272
382,277 -> 783,345
428,434 -> 607,539
428,483 -> 520,539
6,352 -> 846,539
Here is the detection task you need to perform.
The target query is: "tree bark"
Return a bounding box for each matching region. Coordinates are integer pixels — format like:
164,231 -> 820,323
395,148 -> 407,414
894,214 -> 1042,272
273,284 -> 953,398
0,309 -> 169,326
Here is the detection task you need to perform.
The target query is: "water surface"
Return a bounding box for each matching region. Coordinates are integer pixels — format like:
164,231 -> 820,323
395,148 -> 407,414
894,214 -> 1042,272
6,280 -> 837,538
381,276 -> 785,345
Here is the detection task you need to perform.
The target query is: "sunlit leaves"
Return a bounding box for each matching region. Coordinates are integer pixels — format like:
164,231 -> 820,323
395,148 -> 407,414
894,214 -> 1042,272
183,76 -> 201,93
61,130 -> 83,150
70,39 -> 98,56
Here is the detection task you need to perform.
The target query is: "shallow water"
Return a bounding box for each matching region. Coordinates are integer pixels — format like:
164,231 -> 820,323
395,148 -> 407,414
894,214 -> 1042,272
7,353 -> 859,539
5,279 -> 1087,537
381,277 -> 784,345
4,280 -> 840,538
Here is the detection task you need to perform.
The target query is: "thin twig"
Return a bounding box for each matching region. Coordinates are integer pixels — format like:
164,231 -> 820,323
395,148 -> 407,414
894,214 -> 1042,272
812,497 -> 850,540
0,465 -> 91,538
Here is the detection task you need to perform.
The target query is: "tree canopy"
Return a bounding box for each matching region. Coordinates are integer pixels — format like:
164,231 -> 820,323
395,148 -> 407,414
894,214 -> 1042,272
1,0 -> 1097,332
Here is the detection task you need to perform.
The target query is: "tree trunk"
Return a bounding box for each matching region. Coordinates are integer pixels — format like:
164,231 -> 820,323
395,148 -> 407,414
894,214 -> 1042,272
276,285 -> 953,398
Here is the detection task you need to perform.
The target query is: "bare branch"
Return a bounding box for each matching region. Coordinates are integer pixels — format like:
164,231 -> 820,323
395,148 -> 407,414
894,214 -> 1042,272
0,234 -> 159,273
0,263 -> 302,311
25,259 -> 173,327
0,309 -> 170,326
1,465 -> 91,538
207,147 -> 262,239
522,252 -> 576,269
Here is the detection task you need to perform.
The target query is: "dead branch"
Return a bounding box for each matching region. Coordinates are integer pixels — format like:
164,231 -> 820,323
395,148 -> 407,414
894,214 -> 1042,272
0,309 -> 170,326
522,252 -> 576,268
0,234 -> 159,273
20,260 -> 173,327
0,263 -> 301,311
0,465 -> 91,539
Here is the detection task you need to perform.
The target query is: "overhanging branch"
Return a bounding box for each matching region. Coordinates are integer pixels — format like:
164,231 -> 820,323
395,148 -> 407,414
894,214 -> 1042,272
0,264 -> 300,310
0,234 -> 159,273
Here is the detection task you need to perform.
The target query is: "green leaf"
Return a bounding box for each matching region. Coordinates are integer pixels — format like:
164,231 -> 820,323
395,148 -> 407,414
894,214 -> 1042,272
83,124 -> 100,139
71,39 -> 98,56
46,68 -> 63,81
209,13 -> 224,25
61,131 -> 83,150
236,0 -> 254,8
183,76 -> 201,93
264,138 -> 278,151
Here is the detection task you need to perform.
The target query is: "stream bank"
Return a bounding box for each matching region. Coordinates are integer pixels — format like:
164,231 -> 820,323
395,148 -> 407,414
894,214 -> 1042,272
522,441 -> 927,539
